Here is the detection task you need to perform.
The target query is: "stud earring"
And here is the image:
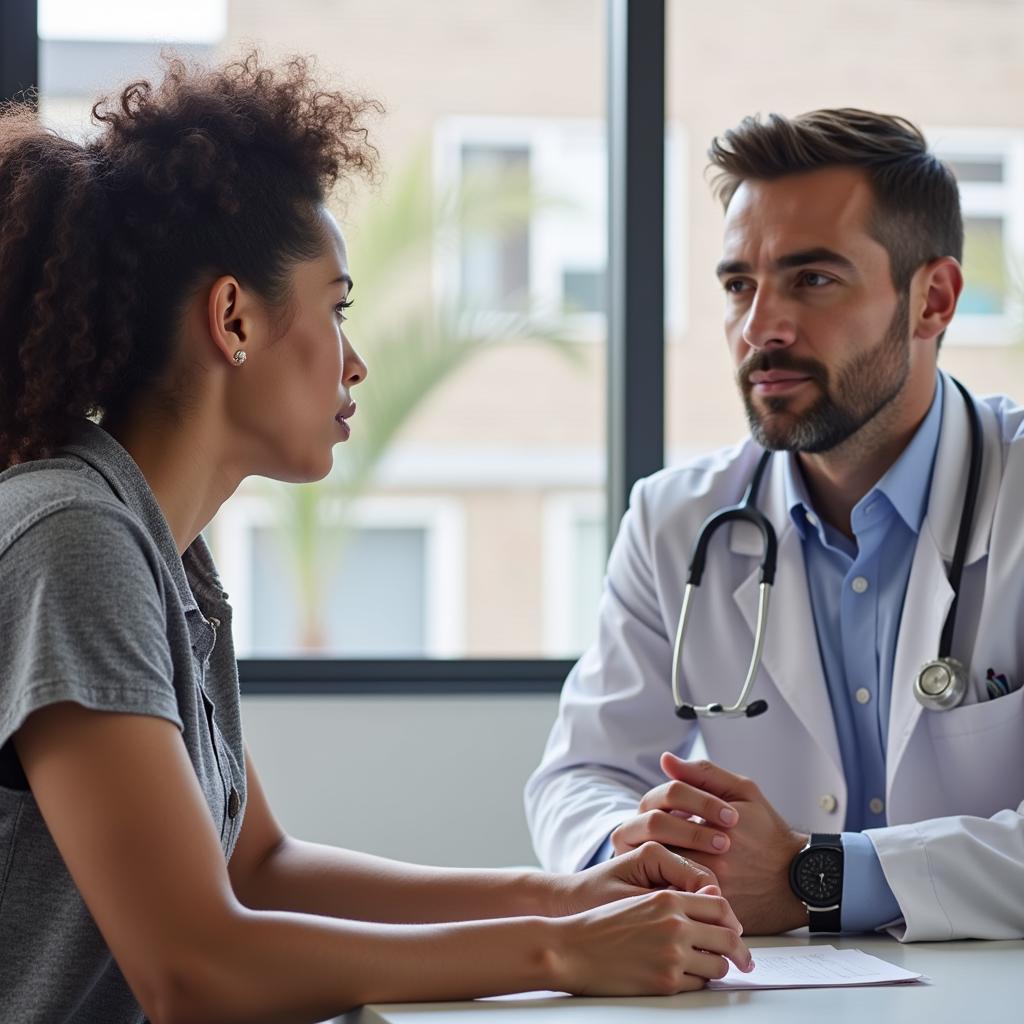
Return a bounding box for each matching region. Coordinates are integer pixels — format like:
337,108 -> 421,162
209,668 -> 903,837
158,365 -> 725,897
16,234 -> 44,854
233,350 -> 247,365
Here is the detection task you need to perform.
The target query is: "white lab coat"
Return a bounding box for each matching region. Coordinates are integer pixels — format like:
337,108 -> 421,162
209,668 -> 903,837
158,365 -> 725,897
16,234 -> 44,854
526,372 -> 1024,941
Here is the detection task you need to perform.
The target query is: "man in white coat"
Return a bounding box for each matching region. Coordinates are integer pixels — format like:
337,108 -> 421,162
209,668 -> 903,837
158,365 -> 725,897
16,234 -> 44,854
526,108 -> 1024,942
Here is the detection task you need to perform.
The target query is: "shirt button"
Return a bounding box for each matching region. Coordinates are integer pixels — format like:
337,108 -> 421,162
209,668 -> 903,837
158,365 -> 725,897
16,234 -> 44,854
805,512 -> 819,528
819,794 -> 838,813
869,797 -> 885,815
851,576 -> 869,594
855,687 -> 872,704
227,788 -> 241,819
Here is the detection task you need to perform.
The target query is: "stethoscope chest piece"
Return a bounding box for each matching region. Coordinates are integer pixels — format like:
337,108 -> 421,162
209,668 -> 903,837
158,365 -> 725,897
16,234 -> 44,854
914,657 -> 968,712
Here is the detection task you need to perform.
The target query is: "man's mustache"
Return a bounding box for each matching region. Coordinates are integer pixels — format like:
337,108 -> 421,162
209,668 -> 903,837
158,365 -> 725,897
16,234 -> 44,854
737,352 -> 827,389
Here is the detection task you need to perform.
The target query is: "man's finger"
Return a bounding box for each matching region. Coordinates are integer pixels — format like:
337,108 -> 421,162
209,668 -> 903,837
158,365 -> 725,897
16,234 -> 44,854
612,810 -> 732,856
639,779 -> 740,828
660,752 -> 753,801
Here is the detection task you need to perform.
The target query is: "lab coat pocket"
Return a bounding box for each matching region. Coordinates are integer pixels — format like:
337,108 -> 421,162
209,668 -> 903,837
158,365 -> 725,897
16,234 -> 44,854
925,682 -> 1024,818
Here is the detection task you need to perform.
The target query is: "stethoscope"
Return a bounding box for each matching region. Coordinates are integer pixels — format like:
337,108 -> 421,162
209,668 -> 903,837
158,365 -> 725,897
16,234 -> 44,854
672,377 -> 983,720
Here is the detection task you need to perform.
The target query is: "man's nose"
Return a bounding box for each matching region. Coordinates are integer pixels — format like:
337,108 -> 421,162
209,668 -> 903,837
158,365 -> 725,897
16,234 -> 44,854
741,288 -> 797,351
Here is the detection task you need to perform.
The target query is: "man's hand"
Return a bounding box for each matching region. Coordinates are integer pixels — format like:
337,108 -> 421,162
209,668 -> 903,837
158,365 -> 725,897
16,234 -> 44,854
548,841 -> 735,923
656,753 -> 809,935
610,766 -> 742,858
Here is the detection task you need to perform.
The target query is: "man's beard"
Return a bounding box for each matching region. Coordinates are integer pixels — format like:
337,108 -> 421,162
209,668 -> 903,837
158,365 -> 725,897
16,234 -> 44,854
737,293 -> 911,454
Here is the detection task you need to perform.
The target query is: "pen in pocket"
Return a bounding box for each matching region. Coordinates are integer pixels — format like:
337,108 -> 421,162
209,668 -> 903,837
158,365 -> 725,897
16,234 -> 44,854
985,667 -> 1013,700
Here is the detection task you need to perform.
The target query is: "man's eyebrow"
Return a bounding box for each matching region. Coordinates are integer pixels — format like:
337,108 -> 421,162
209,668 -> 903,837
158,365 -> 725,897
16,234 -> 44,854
774,247 -> 856,273
716,259 -> 751,278
715,248 -> 856,278
330,273 -> 354,292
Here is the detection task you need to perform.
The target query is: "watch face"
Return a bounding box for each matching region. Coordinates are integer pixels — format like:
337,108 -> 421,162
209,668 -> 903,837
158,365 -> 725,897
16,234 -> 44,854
793,849 -> 842,906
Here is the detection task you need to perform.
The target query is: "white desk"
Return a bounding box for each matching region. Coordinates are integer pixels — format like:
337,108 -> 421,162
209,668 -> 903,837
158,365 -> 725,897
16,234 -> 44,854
338,932 -> 1023,1024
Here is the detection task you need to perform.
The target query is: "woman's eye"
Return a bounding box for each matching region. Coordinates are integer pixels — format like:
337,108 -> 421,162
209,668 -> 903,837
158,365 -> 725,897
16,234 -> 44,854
334,300 -> 354,322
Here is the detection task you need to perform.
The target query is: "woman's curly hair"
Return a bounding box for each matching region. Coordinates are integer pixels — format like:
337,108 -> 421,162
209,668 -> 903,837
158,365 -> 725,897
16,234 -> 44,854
0,51 -> 381,466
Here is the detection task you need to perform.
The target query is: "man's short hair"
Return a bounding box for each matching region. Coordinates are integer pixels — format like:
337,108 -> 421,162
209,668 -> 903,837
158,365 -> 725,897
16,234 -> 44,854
707,108 -> 963,294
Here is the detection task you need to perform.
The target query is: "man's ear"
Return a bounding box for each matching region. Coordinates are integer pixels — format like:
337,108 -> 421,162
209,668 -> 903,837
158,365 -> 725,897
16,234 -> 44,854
207,275 -> 249,366
913,256 -> 963,344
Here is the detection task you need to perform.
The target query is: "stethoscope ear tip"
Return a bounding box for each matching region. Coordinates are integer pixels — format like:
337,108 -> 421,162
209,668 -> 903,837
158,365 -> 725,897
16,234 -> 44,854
676,704 -> 699,720
745,700 -> 769,718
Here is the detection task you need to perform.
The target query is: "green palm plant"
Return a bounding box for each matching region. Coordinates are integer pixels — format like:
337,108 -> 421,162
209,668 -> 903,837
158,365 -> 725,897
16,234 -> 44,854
260,144 -> 584,651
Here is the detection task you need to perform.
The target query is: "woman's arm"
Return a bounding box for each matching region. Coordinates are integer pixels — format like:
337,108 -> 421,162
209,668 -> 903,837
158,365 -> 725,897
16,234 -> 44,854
228,748 -> 720,924
17,703 -> 750,1024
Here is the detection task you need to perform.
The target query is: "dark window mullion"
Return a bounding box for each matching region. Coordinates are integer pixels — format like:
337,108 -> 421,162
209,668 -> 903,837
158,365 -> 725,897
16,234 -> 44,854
606,0 -> 666,552
0,0 -> 38,104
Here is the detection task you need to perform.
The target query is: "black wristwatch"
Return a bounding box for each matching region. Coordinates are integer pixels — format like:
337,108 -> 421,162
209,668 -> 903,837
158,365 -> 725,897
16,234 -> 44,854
789,833 -> 843,933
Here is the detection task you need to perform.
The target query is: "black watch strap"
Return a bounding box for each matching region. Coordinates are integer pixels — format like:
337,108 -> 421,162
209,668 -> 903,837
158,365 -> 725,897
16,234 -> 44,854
808,833 -> 842,933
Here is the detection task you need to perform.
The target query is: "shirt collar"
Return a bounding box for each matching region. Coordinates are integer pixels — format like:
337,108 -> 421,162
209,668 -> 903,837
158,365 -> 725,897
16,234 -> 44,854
56,419 -> 229,617
784,371 -> 944,539
867,372 -> 944,534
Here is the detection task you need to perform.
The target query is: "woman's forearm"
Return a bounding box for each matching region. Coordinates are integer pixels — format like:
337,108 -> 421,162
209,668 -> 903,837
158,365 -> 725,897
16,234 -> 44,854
166,907 -> 559,1023
235,836 -> 559,923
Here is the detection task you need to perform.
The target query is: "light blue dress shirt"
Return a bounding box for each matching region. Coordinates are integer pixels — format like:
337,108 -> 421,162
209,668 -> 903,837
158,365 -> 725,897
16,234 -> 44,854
588,375 -> 945,934
781,372 -> 944,931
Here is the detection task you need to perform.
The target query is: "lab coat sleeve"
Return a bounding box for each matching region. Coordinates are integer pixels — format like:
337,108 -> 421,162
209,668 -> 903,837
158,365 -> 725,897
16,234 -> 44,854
865,806 -> 1024,941
524,476 -> 700,873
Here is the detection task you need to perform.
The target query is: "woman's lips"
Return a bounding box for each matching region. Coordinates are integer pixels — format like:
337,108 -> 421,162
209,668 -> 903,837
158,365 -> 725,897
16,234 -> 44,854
334,404 -> 355,439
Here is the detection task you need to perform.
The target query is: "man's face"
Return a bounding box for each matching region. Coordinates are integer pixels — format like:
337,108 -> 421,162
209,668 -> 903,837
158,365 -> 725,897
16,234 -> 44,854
718,166 -> 914,453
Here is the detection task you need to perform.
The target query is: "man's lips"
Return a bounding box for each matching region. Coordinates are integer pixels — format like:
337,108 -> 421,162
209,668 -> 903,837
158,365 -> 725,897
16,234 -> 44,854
747,370 -> 814,395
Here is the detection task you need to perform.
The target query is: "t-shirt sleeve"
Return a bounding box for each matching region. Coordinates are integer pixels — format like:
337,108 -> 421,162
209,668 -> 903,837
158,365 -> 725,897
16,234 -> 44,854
0,503 -> 182,753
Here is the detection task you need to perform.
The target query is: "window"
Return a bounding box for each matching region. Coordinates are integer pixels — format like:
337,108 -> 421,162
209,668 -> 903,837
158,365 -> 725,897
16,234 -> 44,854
930,130 -> 1024,344
542,493 -> 605,656
37,0 -> 225,139
210,497 -> 464,658
666,0 -> 1024,465
34,1 -> 610,664
437,116 -> 608,339
458,144 -> 532,312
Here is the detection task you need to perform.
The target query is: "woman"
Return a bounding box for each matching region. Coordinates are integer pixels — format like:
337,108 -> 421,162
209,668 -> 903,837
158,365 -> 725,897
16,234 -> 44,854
0,53 -> 752,1023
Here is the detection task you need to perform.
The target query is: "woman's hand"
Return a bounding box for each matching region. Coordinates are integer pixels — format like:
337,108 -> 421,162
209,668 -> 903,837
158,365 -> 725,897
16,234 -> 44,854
548,888 -> 753,996
546,840 -> 726,919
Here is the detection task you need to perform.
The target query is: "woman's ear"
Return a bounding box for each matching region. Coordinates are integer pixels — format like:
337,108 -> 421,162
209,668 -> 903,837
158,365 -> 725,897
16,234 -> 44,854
207,276 -> 249,366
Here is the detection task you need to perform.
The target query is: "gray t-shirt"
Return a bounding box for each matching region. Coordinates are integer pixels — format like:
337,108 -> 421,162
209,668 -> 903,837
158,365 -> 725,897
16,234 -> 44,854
0,421 -> 247,1024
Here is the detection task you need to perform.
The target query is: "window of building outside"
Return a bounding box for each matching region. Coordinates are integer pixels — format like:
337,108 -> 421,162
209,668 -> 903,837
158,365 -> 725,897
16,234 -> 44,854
37,0 -> 610,661
665,0 -> 1024,467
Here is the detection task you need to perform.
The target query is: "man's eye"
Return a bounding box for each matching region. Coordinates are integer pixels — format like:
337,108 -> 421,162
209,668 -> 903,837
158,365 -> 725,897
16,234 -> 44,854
800,272 -> 832,287
723,279 -> 750,295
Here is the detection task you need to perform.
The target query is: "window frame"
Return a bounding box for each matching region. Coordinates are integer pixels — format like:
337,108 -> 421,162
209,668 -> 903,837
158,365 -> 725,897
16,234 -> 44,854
435,114 -> 609,340
930,126 -> 1024,346
9,0 -> 666,695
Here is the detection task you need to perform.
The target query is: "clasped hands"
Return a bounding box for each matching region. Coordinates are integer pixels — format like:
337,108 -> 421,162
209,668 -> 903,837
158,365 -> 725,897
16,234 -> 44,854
609,753 -> 810,935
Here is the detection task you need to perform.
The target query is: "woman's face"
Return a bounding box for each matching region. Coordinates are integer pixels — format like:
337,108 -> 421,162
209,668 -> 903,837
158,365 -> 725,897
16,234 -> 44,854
227,208 -> 367,482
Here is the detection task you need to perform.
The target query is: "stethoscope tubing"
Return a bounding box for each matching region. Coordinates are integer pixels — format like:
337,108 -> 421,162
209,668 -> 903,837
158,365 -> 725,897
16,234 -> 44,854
672,377 -> 983,720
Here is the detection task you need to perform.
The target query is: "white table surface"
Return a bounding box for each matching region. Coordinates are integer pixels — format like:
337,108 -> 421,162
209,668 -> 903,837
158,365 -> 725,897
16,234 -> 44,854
337,931 -> 1024,1024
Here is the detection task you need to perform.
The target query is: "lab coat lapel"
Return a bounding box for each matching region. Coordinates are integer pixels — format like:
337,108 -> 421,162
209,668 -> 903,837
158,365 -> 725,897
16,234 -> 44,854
730,456 -> 843,776
887,531 -> 952,782
887,371 -> 999,782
